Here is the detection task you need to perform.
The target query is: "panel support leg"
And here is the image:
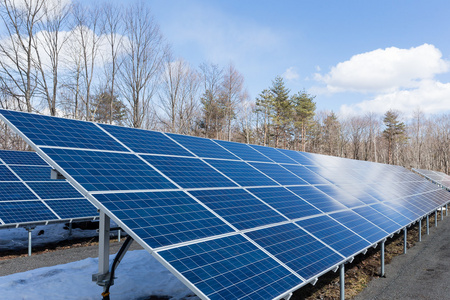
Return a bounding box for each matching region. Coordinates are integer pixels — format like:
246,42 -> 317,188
118,229 -> 121,242
26,227 -> 34,257
435,210 -> 438,227
380,240 -> 385,277
92,211 -> 110,288
418,219 -> 422,242
446,204 -> 448,217
403,227 -> 407,254
340,263 -> 345,300
69,222 -> 73,236
426,215 -> 429,235
441,207 -> 444,221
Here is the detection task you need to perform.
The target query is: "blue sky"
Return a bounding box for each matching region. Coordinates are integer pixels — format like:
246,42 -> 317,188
148,0 -> 450,117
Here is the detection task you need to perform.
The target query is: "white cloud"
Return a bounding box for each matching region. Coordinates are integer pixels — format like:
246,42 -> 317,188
340,79 -> 450,117
283,67 -> 299,81
315,44 -> 449,93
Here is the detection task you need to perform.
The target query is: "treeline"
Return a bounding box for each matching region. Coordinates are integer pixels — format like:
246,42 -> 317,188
0,0 -> 448,174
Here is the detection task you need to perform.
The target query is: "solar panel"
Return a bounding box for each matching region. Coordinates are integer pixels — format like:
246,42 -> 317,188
0,149 -> 98,228
413,168 -> 450,191
159,234 -> 302,300
94,190 -> 234,248
249,162 -> 308,186
142,155 -> 237,189
42,148 -> 176,192
296,215 -> 371,257
99,124 -> 194,157
245,223 -> 344,280
206,159 -> 279,187
189,188 -> 286,230
247,187 -> 322,220
1,109 -> 449,300
167,133 -> 239,160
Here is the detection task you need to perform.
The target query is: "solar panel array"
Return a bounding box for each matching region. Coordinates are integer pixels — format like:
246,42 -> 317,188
0,150 -> 98,228
413,168 -> 450,190
1,109 -> 449,300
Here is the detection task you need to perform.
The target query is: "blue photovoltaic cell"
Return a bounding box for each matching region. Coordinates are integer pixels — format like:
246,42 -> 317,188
383,200 -> 423,220
249,162 -> 308,186
352,205 -> 401,234
214,140 -> 273,162
189,189 -> 286,230
424,190 -> 449,206
206,159 -> 279,187
142,155 -> 236,189
296,215 -> 371,257
288,186 -> 347,213
45,198 -> 98,219
159,234 -> 301,300
0,165 -> 19,181
329,210 -> 388,244
281,164 -> 330,185
94,191 -> 234,248
27,181 -> 84,199
314,185 -> 365,208
0,182 -> 37,201
404,194 -> 436,213
247,187 -> 322,220
0,150 -> 47,166
10,166 -> 52,181
42,148 -> 176,192
167,133 -> 238,160
248,145 -> 298,164
0,109 -> 127,151
99,124 -> 194,157
246,223 -> 344,280
370,203 -> 411,227
276,149 -> 315,165
336,184 -> 380,205
0,200 -> 56,223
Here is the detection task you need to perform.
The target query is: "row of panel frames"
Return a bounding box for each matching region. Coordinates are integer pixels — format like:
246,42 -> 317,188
0,109 -> 449,300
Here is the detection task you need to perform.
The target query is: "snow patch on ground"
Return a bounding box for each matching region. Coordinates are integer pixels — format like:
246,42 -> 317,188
0,223 -> 98,251
0,249 -> 196,300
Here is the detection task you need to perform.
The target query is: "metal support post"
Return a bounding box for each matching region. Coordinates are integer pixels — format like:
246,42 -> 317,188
340,263 -> 345,300
403,227 -> 407,254
26,227 -> 33,256
446,204 -> 448,217
380,240 -> 385,277
435,210 -> 438,227
418,219 -> 422,242
118,229 -> 121,242
69,222 -> 73,236
426,215 -> 429,235
441,207 -> 444,221
93,211 -> 111,288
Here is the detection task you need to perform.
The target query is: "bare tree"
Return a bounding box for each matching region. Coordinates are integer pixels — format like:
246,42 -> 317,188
102,2 -> 124,124
119,2 -> 167,128
33,0 -> 71,116
221,63 -> 244,141
0,0 -> 45,112
158,55 -> 199,133
72,2 -> 103,120
199,62 -> 223,138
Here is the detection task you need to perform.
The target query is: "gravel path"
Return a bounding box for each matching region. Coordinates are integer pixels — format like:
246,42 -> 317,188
0,240 -> 143,277
354,216 -> 450,300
